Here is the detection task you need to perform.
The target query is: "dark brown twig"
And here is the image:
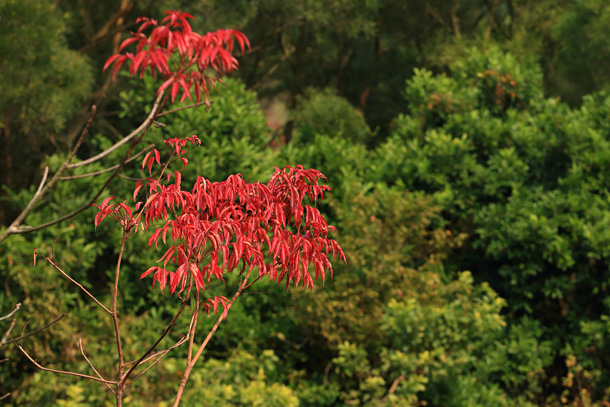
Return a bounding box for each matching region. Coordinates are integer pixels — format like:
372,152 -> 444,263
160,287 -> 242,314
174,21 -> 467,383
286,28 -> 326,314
15,342 -> 118,385
121,302 -> 187,386
126,334 -> 190,388
172,269 -> 252,407
68,93 -> 163,169
1,319 -> 17,346
58,144 -> 154,180
79,339 -> 115,394
3,314 -> 65,345
154,100 -> 213,118
0,303 -> 21,322
37,252 -> 111,315
0,103 -> 99,244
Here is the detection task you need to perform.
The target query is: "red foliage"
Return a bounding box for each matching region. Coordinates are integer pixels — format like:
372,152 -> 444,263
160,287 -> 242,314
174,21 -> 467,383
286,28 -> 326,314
93,137 -> 345,302
103,10 -> 250,105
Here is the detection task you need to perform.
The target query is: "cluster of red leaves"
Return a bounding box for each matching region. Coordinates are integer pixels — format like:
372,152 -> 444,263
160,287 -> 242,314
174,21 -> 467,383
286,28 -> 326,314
93,197 -> 137,231
103,10 -> 250,104
138,166 -> 345,295
93,137 -> 345,307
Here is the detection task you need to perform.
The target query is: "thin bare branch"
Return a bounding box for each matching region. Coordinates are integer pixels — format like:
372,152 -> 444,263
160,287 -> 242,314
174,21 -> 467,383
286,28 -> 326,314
35,168 -> 50,197
118,174 -> 144,182
3,314 -> 65,345
121,302 -> 187,386
154,100 -> 213,118
126,334 -> 190,388
450,0 -> 462,39
88,1 -> 135,45
79,339 -> 115,394
0,303 -> 21,322
16,342 -> 118,385
172,269 -> 252,407
58,144 -> 154,180
243,275 -> 263,290
0,103 -> 100,244
186,290 -> 199,366
12,100 -> 163,236
112,233 -> 127,404
39,253 -> 112,315
1,319 -> 17,346
386,374 -> 405,397
0,393 -> 10,401
125,337 -> 184,367
68,93 -> 163,169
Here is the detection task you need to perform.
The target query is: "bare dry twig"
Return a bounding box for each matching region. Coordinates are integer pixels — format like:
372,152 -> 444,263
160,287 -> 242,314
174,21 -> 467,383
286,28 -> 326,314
0,92 -> 166,243
154,100 -> 213,118
68,93 -> 163,169
37,252 -> 112,315
15,342 -> 118,385
58,144 -> 154,180
1,319 -> 17,347
3,314 -> 65,345
121,302 -> 187,386
0,104 -> 99,244
126,334 -> 190,388
79,339 -> 115,394
0,303 -> 21,322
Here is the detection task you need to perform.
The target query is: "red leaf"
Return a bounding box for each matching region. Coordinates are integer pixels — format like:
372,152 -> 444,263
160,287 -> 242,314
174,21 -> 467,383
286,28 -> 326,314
233,30 -> 250,53
147,156 -> 155,175
119,37 -> 140,52
131,51 -> 147,76
157,77 -> 174,96
118,202 -> 132,218
133,181 -> 144,202
174,171 -> 181,190
178,78 -> 191,101
141,266 -> 158,279
170,81 -> 180,102
149,228 -> 162,249
142,151 -> 152,171
101,196 -> 115,209
111,56 -> 127,80
154,149 -> 161,166
103,54 -> 122,72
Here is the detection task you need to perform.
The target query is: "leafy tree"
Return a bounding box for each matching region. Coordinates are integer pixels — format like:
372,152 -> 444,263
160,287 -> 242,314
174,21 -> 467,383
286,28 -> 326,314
375,45 -> 610,402
0,0 -> 92,224
293,88 -> 374,145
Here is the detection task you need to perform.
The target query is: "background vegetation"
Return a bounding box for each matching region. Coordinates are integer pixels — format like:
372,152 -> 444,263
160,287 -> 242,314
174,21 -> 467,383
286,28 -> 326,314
2,0 -> 610,405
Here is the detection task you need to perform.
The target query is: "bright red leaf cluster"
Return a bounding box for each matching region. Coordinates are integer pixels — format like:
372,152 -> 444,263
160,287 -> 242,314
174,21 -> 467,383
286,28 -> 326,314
103,10 -> 250,104
93,137 -> 345,301
93,196 -> 137,231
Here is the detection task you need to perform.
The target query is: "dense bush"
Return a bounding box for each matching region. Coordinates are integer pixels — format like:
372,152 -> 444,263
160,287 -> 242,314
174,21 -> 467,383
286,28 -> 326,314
375,46 -> 610,402
293,88 -> 374,145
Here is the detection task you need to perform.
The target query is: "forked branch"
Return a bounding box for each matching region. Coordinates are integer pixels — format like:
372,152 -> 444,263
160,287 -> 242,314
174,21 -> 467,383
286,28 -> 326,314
16,342 -> 118,385
0,102 -> 98,244
3,314 -> 65,346
172,270 -> 253,407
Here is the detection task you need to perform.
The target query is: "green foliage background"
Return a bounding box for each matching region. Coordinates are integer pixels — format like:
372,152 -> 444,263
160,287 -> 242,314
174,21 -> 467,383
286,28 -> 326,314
3,1 -> 610,406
